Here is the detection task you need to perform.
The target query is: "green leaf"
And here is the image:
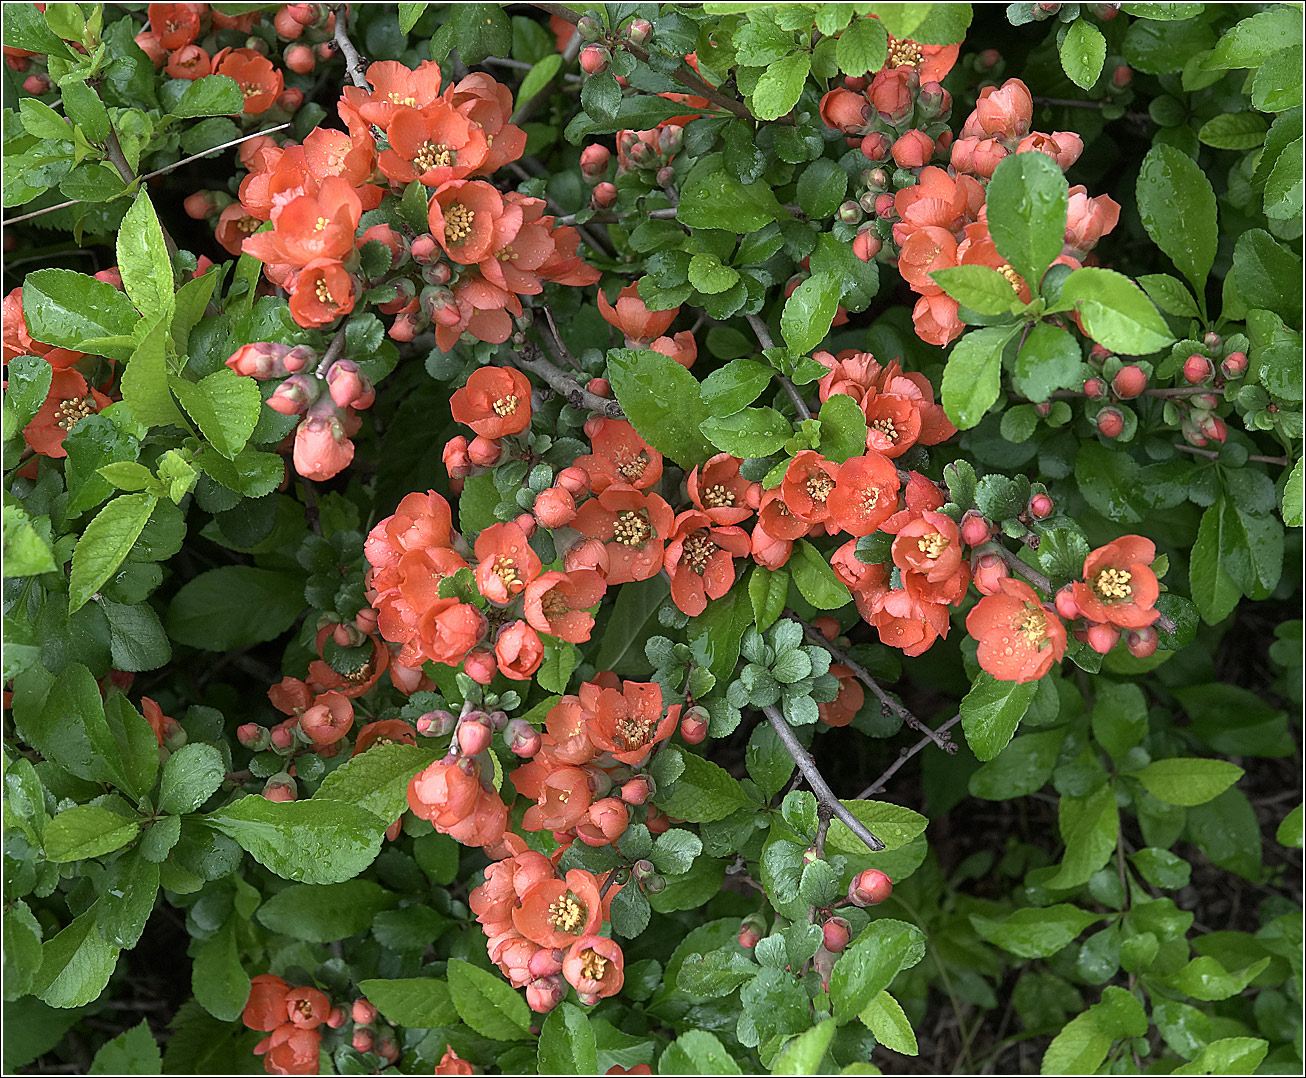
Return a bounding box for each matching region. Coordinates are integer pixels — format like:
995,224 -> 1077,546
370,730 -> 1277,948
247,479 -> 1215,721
68,493 -> 158,614
1040,986 -> 1146,1075
157,743 -> 225,815
828,919 -> 926,1022
971,904 -> 1102,959
1189,498 -> 1247,624
941,325 -> 1018,430
1165,956 -> 1270,1001
790,539 -> 853,610
780,273 -> 843,356
826,800 -> 927,856
678,154 -> 791,233
1197,112 -> 1267,150
203,796 -> 387,884
658,1030 -> 742,1074
120,316 -> 184,429
190,920 -> 249,1023
165,566 -> 305,650
688,253 -> 741,295
256,880 -> 397,942
986,152 -> 1068,289
1203,7 -> 1302,70
398,2 -> 429,33
314,742 -> 439,823
1264,135 -> 1303,220
1046,782 -> 1118,889
443,2 -> 513,65
931,265 -> 1023,316
31,907 -> 120,1008
1057,268 -> 1174,355
3,504 -> 58,577
516,53 -> 562,111
169,369 -> 261,460
538,636 -> 580,694
1013,322 -> 1082,402
700,358 -> 775,415
1136,144 -> 1217,294
772,1016 -> 838,1072
817,393 -> 868,463
1173,1038 -> 1270,1076
88,1019 -> 160,1075
656,749 -> 750,823
960,672 -> 1038,761
835,16 -> 888,76
701,407 -> 792,457
538,1002 -> 599,1075
748,566 -> 789,634
357,977 -> 458,1028
1090,681 -> 1147,760
581,71 -> 621,122
751,52 -> 811,121
1060,19 -> 1107,89
1276,803 -> 1303,849
116,191 -> 175,320
858,992 -> 918,1057
1137,273 -> 1200,319
447,958 -> 532,1040
1128,847 -> 1192,890
103,598 -> 172,673
1233,229 -> 1301,324
968,728 -> 1065,800
796,159 -> 848,222
43,805 -> 140,863
608,348 -> 713,469
1282,458 -> 1303,527
1132,758 -> 1244,806
22,269 -> 141,357
161,74 -> 244,118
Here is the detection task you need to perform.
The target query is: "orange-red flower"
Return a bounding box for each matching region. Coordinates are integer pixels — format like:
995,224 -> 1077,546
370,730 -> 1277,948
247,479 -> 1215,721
574,419 -> 663,493
450,365 -> 532,438
521,765 -> 592,832
351,59 -> 446,130
757,487 -> 810,544
571,484 -> 675,584
243,975 -> 292,1032
597,281 -> 677,345
446,72 -> 528,175
429,180 -> 517,265
352,719 -> 417,756
495,620 -> 544,680
435,1046 -> 474,1075
524,570 -> 606,643
513,868 -> 603,948
148,3 -> 201,49
563,936 -> 624,999
24,369 -> 111,458
891,511 -> 968,605
284,987 -> 331,1030
1071,535 -> 1160,630
289,260 -> 355,328
780,451 -> 839,526
967,578 -> 1067,683
211,47 -> 284,114
581,679 -> 679,766
665,510 -> 751,617
882,31 -> 959,83
474,521 -> 542,605
687,453 -> 758,525
827,452 -> 900,537
819,664 -> 865,727
378,100 -> 490,187
259,1023 -> 322,1075
242,176 -> 363,268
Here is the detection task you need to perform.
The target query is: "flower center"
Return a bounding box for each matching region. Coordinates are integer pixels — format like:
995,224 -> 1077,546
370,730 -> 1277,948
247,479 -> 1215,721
414,140 -> 453,171
1094,567 -> 1133,601
493,555 -> 520,590
701,483 -> 735,509
241,83 -> 262,98
444,203 -> 476,244
806,474 -> 834,503
237,215 -> 260,233
1014,606 -> 1047,648
541,589 -> 568,618
53,396 -> 95,431
616,450 -> 649,482
548,894 -> 585,934
887,37 -> 923,68
996,264 -> 1023,294
314,277 -> 334,303
869,417 -> 899,442
579,949 -> 608,981
616,708 -> 656,750
917,533 -> 949,559
681,531 -> 717,575
345,657 -> 374,683
314,215 -> 329,231
861,488 -> 881,512
387,92 -> 417,105
613,511 -> 651,547
492,394 -> 519,417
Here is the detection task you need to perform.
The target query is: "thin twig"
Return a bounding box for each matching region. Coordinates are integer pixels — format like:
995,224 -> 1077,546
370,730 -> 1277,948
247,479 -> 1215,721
510,23 -> 582,125
979,541 -> 1177,635
1172,443 -> 1291,466
332,4 -> 369,88
762,705 -> 885,852
788,612 -> 954,752
515,340 -> 624,417
541,306 -> 582,370
857,714 -> 963,798
315,320 -> 351,378
747,313 -> 811,420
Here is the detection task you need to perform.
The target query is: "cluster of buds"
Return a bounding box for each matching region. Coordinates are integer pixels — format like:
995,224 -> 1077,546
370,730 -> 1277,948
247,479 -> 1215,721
240,974 -> 376,1076
823,63 -> 956,174
227,340 -> 375,482
1081,351 -> 1153,442
344,996 -> 399,1065
574,10 -> 653,77
614,124 -> 684,187
1052,536 -> 1163,659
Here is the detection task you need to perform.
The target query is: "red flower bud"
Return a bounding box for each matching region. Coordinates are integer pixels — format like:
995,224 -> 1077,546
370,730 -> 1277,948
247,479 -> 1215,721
1083,377 -> 1107,399
1096,407 -> 1124,439
505,717 -> 542,758
467,435 -> 502,467
465,648 -> 497,685
263,773 -> 297,802
625,17 -> 653,47
1182,354 -> 1214,384
959,510 -> 991,548
326,1006 -> 347,1029
1029,493 -> 1053,519
416,710 -> 456,737
587,377 -> 612,398
580,144 -> 611,183
351,1028 -> 374,1053
534,485 -> 578,529
860,131 -> 892,161
848,869 -> 892,906
1086,622 -> 1120,654
591,182 -> 617,209
351,998 -> 377,1026
822,916 -> 852,953
557,465 -> 590,495
852,230 -> 882,263
285,43 -> 315,73
1111,64 -> 1133,88
1054,585 -> 1079,621
457,715 -> 492,756
1221,350 -> 1248,378
680,707 -> 708,744
579,44 -> 610,75
1126,626 -> 1158,658
1112,364 -> 1148,399
238,723 -> 271,751
620,775 -> 652,805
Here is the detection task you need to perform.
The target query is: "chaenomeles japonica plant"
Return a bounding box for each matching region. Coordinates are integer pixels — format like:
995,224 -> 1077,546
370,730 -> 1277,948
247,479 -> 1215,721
1,0 -> 1302,1074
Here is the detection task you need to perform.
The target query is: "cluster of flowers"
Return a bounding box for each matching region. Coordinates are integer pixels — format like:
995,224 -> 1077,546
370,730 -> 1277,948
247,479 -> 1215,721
208,58 -> 599,352
967,532 -> 1163,683
241,977 -> 397,1075
468,835 -> 625,1013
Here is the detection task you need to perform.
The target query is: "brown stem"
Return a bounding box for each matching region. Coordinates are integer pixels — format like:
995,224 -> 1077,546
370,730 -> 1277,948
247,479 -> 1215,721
510,20 -> 582,125
332,4 -> 369,88
1172,443 -> 1292,467
788,612 -> 954,753
762,705 -> 885,852
542,306 -> 582,371
315,320 -> 351,378
515,339 -> 624,417
857,714 -> 962,798
746,314 -> 811,420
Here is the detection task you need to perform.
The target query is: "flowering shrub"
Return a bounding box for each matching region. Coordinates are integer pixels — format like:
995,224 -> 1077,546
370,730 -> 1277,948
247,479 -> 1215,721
2,2 -> 1302,1075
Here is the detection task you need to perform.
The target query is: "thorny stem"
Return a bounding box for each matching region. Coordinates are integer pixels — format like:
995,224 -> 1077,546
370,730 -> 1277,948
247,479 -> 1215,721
856,714 -> 962,798
332,5 -> 370,88
788,612 -> 955,753
978,540 -> 1178,636
515,340 -> 624,417
761,704 -> 885,852
1172,443 -> 1292,466
747,314 -> 812,420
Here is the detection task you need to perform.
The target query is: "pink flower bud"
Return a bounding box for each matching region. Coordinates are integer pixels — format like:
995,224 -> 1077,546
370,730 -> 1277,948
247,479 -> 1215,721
411,234 -> 440,265
874,193 -> 897,219
534,486 -> 577,529
579,44 -> 610,75
580,144 -> 611,183
1054,585 -> 1079,621
351,998 -> 377,1026
514,512 -> 538,538
1126,627 -> 1158,658
1096,407 -> 1124,439
465,648 -> 497,685
326,359 -> 366,409
972,553 -> 1008,596
1111,64 -> 1133,88
848,868 -> 893,906
23,73 -> 53,95
1086,622 -> 1120,654
351,1028 -> 374,1053
860,132 -> 891,161
1198,413 -> 1227,443
738,913 -> 766,949
976,48 -> 1001,70
268,374 -> 319,416
619,775 -> 652,805
1029,493 -> 1054,519
263,773 -> 297,801
557,465 -> 590,495
591,182 -> 618,209
527,976 -> 568,1014
852,230 -> 882,263
416,710 -> 456,737
1112,364 -> 1148,399
587,377 -> 611,397
457,715 -> 492,756
505,718 -> 542,758
1083,377 -> 1107,399
680,707 -> 708,745
238,723 -> 271,751
376,1034 -> 399,1065
467,435 -> 502,467
625,17 -> 652,47
326,1006 -> 347,1029
822,916 -> 852,953
270,723 -> 297,751
1203,331 -> 1222,350
294,411 -> 355,482
443,435 -> 473,479
960,510 -> 991,548
285,43 -> 315,73
891,130 -> 934,168
838,200 -> 864,225
1221,351 -> 1248,378
1183,354 -> 1214,384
